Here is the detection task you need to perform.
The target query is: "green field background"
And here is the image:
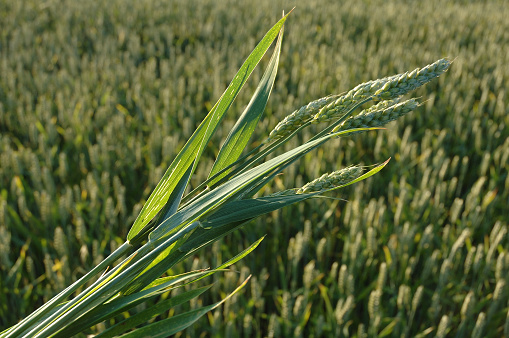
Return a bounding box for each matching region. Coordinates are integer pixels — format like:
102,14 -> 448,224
1,0 -> 508,336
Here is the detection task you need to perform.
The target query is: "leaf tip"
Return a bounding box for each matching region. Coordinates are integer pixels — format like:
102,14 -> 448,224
377,158 -> 391,169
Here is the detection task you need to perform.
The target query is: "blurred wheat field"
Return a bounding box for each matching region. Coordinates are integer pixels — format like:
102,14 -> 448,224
1,0 -> 508,336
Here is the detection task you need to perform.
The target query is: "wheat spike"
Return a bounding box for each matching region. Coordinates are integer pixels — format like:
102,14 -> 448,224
266,59 -> 450,142
374,58 -> 452,101
332,99 -> 419,133
264,94 -> 340,143
297,166 -> 363,193
314,58 -> 450,123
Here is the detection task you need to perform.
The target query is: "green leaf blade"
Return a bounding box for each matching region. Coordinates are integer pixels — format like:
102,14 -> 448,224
117,277 -> 251,338
127,13 -> 290,242
148,131 -> 337,242
95,285 -> 213,338
208,27 -> 284,185
200,194 -> 311,229
53,270 -> 214,338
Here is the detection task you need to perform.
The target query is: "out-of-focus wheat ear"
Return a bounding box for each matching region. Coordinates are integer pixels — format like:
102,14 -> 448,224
332,99 -> 419,133
263,94 -> 340,144
297,166 -> 363,194
374,58 -> 452,101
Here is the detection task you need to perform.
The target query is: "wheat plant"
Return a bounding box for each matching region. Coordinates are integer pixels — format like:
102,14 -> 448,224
1,12 -> 450,337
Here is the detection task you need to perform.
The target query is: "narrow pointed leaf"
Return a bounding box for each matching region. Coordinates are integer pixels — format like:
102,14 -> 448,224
24,250 -> 139,338
187,236 -> 265,283
121,222 -> 200,296
130,162 -> 194,245
117,277 -> 251,338
208,27 -> 284,185
53,271 -> 215,337
127,13 -> 290,242
123,128 -> 377,296
175,220 -> 249,257
148,127 -> 378,242
120,227 -> 262,297
200,194 -> 312,228
95,285 -> 213,338
148,131 -> 337,242
141,269 -> 213,291
3,242 -> 132,338
28,224 -> 200,338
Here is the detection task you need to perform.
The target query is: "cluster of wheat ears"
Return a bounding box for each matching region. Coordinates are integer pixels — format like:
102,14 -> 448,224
2,13 -> 450,338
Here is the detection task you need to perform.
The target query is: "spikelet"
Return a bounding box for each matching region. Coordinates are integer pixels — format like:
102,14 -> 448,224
373,58 -> 452,101
487,224 -> 507,266
488,280 -> 506,319
366,227 -> 376,256
297,166 -> 363,194
411,285 -> 424,317
332,99 -> 419,133
250,275 -> 264,309
448,228 -> 470,260
281,291 -> 292,323
495,252 -> 509,281
54,227 -> 69,257
264,95 -> 340,143
473,244 -> 484,274
438,258 -> 452,289
312,75 -> 400,123
460,291 -> 475,323
357,324 -> 366,338
368,289 -> 381,320
368,289 -> 382,331
330,261 -> 339,281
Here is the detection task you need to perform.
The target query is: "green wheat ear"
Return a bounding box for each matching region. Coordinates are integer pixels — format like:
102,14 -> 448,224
373,58 -> 452,101
314,58 -> 451,122
264,94 -> 341,144
297,166 -> 364,193
333,98 -> 419,132
262,59 -> 451,146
